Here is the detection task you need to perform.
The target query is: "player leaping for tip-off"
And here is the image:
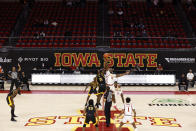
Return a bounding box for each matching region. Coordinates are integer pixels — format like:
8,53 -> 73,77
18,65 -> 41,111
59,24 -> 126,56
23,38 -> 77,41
103,53 -> 130,109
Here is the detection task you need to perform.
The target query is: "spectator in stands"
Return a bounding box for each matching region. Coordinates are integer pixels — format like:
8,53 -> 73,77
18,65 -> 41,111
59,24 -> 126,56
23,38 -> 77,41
41,63 -> 46,70
187,69 -> 195,88
40,32 -> 46,38
108,8 -> 114,15
178,74 -> 188,91
142,30 -> 149,40
156,64 -> 163,74
153,0 -> 159,6
114,31 -> 122,37
136,18 -> 145,30
34,32 -> 40,39
117,8 -> 124,16
142,30 -> 148,38
51,21 -> 58,27
48,67 -> 54,73
44,19 -> 49,27
125,31 -> 130,37
33,19 -> 44,27
159,10 -> 165,17
74,67 -> 81,74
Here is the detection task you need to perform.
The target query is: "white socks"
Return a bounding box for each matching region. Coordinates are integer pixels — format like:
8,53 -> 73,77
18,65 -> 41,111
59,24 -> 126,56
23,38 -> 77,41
134,128 -> 138,131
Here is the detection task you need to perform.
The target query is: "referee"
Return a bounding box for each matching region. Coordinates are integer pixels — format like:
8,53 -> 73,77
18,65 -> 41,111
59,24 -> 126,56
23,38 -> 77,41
8,64 -> 21,95
104,87 -> 113,127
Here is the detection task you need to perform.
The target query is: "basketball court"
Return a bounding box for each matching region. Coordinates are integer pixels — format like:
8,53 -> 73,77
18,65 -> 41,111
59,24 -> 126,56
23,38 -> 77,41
1,84 -> 196,131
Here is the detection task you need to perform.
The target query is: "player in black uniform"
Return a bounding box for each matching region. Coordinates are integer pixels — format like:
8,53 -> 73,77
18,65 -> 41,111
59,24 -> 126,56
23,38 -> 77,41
84,77 -> 98,106
7,88 -> 19,121
83,99 -> 99,131
96,69 -> 106,108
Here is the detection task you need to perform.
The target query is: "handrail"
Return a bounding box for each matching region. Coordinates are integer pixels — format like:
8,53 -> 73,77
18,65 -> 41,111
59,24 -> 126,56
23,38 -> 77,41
0,36 -> 195,40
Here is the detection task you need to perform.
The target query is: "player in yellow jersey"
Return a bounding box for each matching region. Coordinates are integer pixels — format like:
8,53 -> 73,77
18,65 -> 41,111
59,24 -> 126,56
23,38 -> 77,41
84,77 -> 98,106
6,88 -> 19,121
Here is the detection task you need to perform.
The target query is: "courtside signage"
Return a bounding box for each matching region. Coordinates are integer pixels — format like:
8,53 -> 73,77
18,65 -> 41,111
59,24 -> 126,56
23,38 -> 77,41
149,98 -> 196,106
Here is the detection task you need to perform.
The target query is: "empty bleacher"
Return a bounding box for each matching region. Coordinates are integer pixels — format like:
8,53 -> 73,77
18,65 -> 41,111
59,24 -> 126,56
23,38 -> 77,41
17,1 -> 97,48
109,1 -> 191,48
0,2 -> 22,47
183,4 -> 196,34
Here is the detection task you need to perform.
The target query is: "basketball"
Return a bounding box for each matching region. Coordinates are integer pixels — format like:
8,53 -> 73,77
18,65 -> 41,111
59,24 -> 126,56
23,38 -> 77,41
103,53 -> 110,58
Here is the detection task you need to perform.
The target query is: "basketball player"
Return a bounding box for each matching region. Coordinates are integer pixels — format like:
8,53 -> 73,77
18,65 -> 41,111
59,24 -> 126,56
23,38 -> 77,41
117,97 -> 138,131
105,67 -> 130,108
114,81 -> 124,104
7,88 -> 19,121
83,99 -> 99,131
96,69 -> 106,108
84,77 -> 98,106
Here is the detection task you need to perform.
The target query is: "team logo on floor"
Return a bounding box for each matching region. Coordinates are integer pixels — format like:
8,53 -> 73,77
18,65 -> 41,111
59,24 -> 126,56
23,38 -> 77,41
25,109 -> 181,130
149,98 -> 196,106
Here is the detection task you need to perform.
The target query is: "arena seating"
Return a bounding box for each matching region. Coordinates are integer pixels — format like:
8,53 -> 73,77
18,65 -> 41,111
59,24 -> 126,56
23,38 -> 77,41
109,2 -> 191,48
17,1 -> 97,48
0,2 -> 22,47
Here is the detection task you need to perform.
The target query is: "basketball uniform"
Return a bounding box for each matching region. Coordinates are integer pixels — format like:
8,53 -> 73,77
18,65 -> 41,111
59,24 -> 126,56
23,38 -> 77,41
6,91 -> 14,107
88,81 -> 98,96
105,70 -> 116,92
122,103 -> 135,123
97,73 -> 106,95
84,105 -> 97,125
115,85 -> 123,96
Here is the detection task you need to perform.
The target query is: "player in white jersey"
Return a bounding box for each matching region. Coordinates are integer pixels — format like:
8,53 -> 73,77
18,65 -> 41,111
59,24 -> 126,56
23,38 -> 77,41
105,68 -> 129,109
117,97 -> 138,131
114,81 -> 124,104
103,58 -> 130,109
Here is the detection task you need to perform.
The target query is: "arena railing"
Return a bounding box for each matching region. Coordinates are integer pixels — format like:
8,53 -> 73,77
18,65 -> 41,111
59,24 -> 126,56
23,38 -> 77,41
0,36 -> 195,48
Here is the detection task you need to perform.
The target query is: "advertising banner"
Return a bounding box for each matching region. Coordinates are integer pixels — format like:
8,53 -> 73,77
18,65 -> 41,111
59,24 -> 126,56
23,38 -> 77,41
0,48 -> 195,79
